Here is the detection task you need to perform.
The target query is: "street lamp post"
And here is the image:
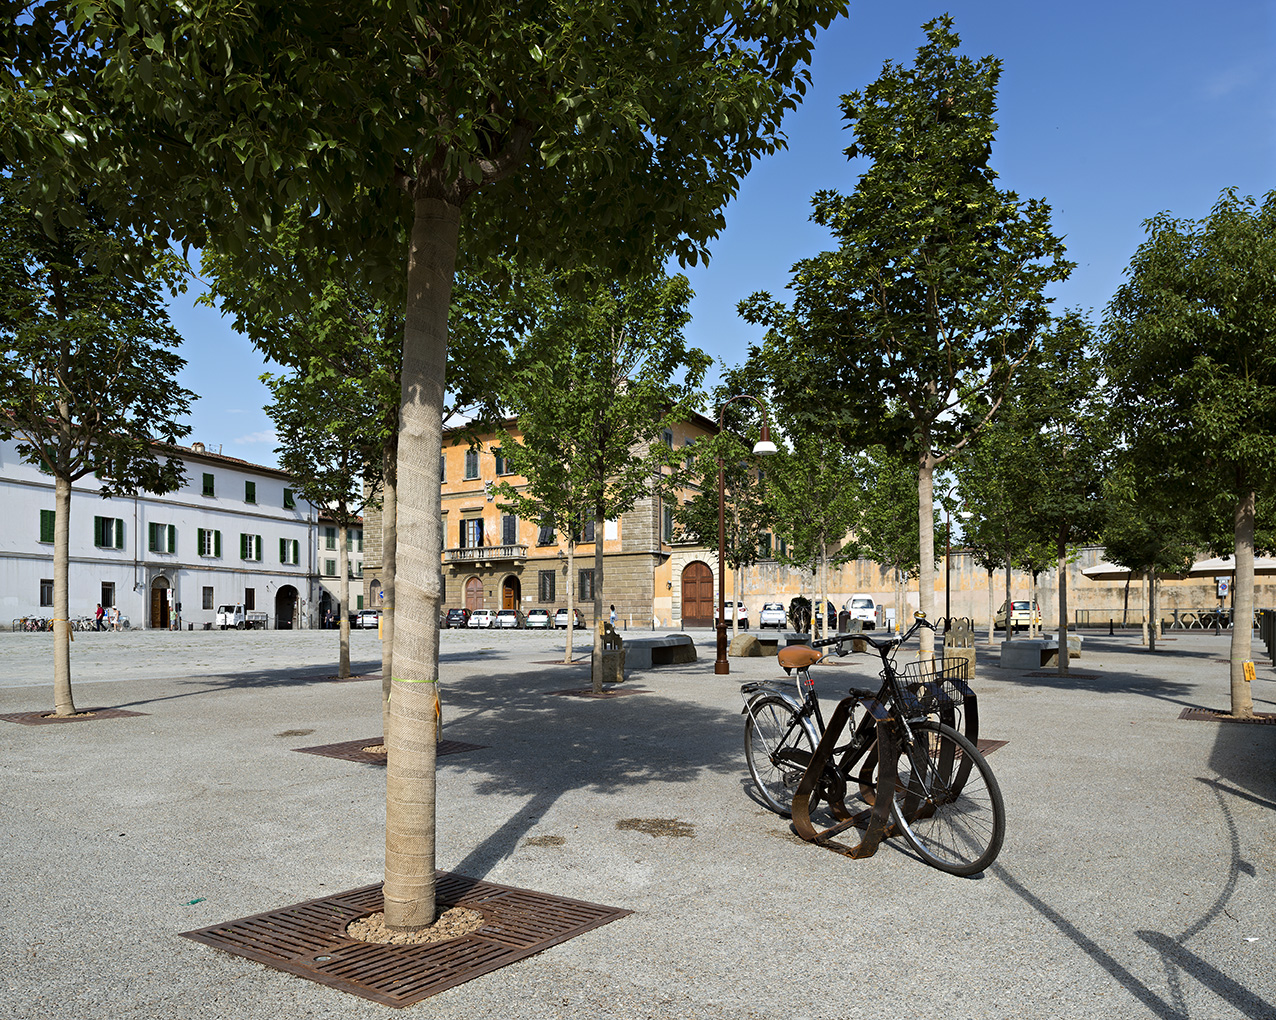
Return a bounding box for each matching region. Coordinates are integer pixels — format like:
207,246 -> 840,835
715,395 -> 777,675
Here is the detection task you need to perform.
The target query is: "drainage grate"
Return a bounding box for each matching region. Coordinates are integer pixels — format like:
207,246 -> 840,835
1024,671 -> 1100,679
977,738 -> 1009,756
0,707 -> 148,726
293,737 -> 487,764
532,659 -> 590,666
180,873 -> 630,1007
548,686 -> 648,699
1179,707 -> 1276,725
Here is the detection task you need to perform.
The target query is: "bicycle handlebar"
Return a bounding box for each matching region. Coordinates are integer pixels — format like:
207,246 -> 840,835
812,613 -> 935,655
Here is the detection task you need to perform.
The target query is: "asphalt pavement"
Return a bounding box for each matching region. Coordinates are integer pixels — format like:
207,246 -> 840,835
1,624 -> 1273,1020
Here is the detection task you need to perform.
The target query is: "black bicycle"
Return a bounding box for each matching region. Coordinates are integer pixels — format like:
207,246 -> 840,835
741,613 -> 1004,876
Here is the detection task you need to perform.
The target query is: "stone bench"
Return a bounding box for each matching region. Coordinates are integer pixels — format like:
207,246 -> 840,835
624,634 -> 698,670
999,639 -> 1057,670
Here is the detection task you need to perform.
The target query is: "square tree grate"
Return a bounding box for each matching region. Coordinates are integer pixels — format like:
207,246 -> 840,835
548,686 -> 649,699
180,873 -> 630,1007
0,707 -> 148,726
1179,707 -> 1276,725
293,737 -> 486,764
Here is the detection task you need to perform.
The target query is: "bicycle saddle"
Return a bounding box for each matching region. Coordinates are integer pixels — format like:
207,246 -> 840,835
777,645 -> 821,670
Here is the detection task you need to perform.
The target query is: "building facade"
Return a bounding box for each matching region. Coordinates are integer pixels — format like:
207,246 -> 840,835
315,513 -> 365,625
1,439 -> 320,629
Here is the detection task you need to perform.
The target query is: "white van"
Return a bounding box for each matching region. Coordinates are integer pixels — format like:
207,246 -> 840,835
844,595 -> 879,630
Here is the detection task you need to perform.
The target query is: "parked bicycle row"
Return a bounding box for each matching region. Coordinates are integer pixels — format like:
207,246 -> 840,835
12,615 -> 132,632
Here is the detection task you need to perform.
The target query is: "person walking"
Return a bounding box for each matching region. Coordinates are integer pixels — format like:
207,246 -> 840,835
609,604 -> 617,628
95,603 -> 105,631
108,605 -> 120,631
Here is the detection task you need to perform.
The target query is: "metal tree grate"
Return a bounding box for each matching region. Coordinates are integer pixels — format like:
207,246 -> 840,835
180,873 -> 630,1007
293,737 -> 486,764
1179,707 -> 1276,725
0,707 -> 148,725
548,686 -> 648,699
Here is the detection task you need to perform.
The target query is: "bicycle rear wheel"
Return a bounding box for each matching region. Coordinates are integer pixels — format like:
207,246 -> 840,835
889,720 -> 1004,876
744,695 -> 819,817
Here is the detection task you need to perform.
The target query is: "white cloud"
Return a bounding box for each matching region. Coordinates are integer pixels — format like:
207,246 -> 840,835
233,430 -> 278,445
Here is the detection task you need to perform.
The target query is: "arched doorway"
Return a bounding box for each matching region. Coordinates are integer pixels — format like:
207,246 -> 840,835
275,585 -> 298,630
680,561 -> 714,628
502,575 -> 521,611
150,576 -> 171,630
464,576 -> 484,613
318,591 -> 334,628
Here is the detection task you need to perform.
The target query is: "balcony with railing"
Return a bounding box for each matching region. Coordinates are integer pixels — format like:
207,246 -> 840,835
443,543 -> 528,565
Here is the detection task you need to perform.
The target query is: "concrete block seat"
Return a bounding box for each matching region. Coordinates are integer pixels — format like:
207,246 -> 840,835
624,634 -> 698,670
999,639 -> 1057,670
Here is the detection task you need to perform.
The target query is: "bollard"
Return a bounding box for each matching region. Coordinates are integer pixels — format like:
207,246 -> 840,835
1109,618 -> 1114,636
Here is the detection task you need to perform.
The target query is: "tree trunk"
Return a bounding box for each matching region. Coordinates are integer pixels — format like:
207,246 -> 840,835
1140,574 -> 1148,646
986,567 -> 995,646
1029,572 -> 1038,639
381,438 -> 397,739
917,455 -> 936,656
819,537 -> 829,639
1003,562 -> 1013,643
1056,532 -> 1070,676
565,536 -> 576,666
384,196 -> 458,931
52,473 -> 76,717
338,514 -> 351,679
1230,489 -> 1256,717
1148,566 -> 1159,653
591,510 -> 605,695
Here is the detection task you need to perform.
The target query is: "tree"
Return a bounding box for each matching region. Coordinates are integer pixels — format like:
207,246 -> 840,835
744,16 -> 1071,657
14,0 -> 846,931
497,271 -> 710,692
0,171 -> 192,716
1104,189 -> 1276,717
264,369 -> 382,678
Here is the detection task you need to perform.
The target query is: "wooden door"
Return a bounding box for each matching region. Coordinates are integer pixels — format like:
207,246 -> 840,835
502,577 -> 520,611
465,577 -> 483,613
680,561 -> 714,628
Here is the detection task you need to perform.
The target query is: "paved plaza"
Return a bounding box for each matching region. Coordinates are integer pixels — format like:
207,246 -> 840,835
0,625 -> 1273,1019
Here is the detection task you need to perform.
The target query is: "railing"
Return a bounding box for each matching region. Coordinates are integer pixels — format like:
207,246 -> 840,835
1074,608 -> 1258,630
443,544 -> 528,564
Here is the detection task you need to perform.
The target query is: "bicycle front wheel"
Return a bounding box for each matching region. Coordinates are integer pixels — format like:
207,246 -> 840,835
744,695 -> 818,817
890,720 -> 1004,876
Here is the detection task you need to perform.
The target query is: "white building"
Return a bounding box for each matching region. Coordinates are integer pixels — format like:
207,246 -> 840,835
314,512 -> 365,626
1,438 -> 320,630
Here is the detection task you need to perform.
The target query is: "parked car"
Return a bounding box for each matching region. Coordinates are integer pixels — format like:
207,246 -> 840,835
355,610 -> 381,629
843,595 -> 878,630
443,607 -> 470,629
714,601 -> 749,628
525,608 -> 552,629
216,603 -> 268,630
468,609 -> 497,629
995,600 -> 1042,631
496,608 -> 525,629
554,608 -> 586,630
758,602 -> 787,629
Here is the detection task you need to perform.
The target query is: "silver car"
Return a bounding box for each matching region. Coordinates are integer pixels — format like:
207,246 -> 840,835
758,602 -> 787,629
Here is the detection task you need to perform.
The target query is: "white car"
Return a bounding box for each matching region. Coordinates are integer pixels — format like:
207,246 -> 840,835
844,595 -> 878,630
496,609 -> 524,629
715,601 -> 749,628
758,602 -> 787,629
467,609 -> 497,629
355,610 -> 381,629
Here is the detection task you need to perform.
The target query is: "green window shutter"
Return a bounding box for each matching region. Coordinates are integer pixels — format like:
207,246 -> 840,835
214,530 -> 221,557
283,488 -> 295,509
240,533 -> 248,559
94,516 -> 104,547
279,537 -> 287,563
245,480 -> 256,503
255,535 -> 262,561
148,522 -> 158,551
115,519 -> 124,549
40,509 -> 55,543
356,595 -> 363,611
198,528 -> 206,555
292,540 -> 299,564
202,472 -> 215,497
167,524 -> 176,553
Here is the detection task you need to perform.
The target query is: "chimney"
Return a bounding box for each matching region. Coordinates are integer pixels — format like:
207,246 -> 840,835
191,442 -> 206,454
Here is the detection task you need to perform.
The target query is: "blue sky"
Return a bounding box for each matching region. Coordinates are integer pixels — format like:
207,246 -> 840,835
168,1 -> 1275,468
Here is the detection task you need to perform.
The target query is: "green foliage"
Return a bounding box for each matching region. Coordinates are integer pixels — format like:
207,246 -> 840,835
855,445 -> 936,577
0,170 -> 191,493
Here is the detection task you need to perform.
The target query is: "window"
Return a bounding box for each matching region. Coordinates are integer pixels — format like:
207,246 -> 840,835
579,569 -> 595,602
575,515 -> 595,543
40,578 -> 53,607
662,428 -> 673,448
283,488 -> 295,509
347,530 -> 363,552
536,518 -> 555,546
244,588 -> 255,610
349,558 -> 363,578
356,594 -> 364,611
683,437 -> 696,470
39,509 -> 54,544
538,570 -> 556,603
239,533 -> 262,561
324,526 -> 337,550
759,533 -> 772,559
244,480 -> 257,504
460,518 -> 483,548
197,528 -> 222,557
501,514 -> 517,545
101,582 -> 115,608
494,447 -> 509,475
662,504 -> 674,543
440,574 -> 446,602
464,448 -> 479,479
777,536 -> 788,558
202,586 -> 214,610
148,522 -> 177,554
202,472 -> 215,497
94,516 -> 125,549
324,558 -> 337,576
280,538 -> 300,565
439,453 -> 446,481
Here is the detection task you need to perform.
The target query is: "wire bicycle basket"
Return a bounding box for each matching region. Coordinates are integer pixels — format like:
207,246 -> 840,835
894,657 -> 972,720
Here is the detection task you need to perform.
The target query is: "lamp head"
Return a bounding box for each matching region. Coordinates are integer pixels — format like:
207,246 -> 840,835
752,422 -> 777,457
